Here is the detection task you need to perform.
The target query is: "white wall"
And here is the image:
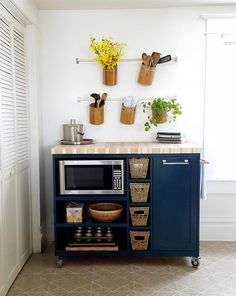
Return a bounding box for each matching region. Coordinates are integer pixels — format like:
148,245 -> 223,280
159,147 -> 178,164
39,7 -> 236,242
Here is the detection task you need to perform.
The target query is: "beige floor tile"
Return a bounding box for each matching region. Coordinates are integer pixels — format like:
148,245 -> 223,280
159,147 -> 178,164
49,275 -> 92,292
150,291 -> 178,296
69,287 -> 91,296
109,292 -> 134,296
46,284 -> 73,295
7,287 -> 27,296
93,272 -> 133,292
135,273 -> 173,291
90,282 -> 112,296
133,282 -> 156,296
14,274 -> 51,292
6,242 -> 236,296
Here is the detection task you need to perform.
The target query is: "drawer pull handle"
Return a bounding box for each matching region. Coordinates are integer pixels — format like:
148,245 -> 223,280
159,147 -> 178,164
162,159 -> 189,165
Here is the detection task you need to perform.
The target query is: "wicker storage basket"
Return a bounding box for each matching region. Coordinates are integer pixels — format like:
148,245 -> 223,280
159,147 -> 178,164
130,231 -> 150,250
129,158 -> 149,178
130,183 -> 150,202
129,207 -> 149,226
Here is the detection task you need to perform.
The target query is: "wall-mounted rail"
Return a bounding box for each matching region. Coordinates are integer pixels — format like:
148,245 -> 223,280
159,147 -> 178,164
75,57 -> 178,64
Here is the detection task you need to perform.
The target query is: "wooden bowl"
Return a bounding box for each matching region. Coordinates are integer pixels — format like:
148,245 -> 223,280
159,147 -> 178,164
89,203 -> 123,222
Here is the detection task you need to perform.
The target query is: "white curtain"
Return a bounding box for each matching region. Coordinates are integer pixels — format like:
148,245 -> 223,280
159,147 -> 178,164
204,18 -> 236,181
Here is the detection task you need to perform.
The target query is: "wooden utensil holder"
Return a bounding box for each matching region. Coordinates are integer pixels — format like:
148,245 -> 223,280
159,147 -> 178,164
103,67 -> 117,86
89,103 -> 104,125
120,104 -> 136,125
138,63 -> 156,86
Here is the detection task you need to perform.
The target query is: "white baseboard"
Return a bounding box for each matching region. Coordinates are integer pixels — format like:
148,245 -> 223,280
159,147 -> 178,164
200,217 -> 236,241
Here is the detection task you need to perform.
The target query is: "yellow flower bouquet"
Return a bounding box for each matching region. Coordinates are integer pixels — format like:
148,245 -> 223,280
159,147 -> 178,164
89,35 -> 126,85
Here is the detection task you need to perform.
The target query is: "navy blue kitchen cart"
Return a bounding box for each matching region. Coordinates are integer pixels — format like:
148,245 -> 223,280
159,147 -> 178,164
53,153 -> 200,267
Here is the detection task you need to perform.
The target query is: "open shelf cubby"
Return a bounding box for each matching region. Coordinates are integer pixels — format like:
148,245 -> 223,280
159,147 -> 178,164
56,200 -> 128,225
56,227 -> 128,252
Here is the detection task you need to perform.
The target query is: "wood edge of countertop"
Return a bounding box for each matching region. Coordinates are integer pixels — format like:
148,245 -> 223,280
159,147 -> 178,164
51,142 -> 202,154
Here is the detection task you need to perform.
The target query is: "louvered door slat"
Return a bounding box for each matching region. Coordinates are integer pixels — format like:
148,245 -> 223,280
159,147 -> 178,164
0,57 -> 11,70
0,71 -> 12,81
0,31 -> 10,43
14,59 -> 25,68
0,46 -> 11,58
0,21 -> 10,36
13,26 -> 29,166
0,14 -> 15,171
14,54 -> 24,64
15,66 -> 25,75
13,37 -> 24,47
15,73 -> 25,81
0,55 -> 11,66
0,10 -> 30,170
0,36 -> 10,48
0,27 -> 10,40
1,87 -> 13,95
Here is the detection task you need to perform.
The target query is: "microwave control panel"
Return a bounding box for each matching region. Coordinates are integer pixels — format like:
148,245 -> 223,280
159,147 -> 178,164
113,165 -> 122,190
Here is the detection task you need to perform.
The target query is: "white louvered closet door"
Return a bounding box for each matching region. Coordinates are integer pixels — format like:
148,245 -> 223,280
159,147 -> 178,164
0,7 -> 18,289
0,4 -> 31,295
0,8 -> 12,294
13,18 -> 31,268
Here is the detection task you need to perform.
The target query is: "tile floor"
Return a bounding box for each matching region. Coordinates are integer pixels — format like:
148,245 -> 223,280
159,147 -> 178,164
7,242 -> 236,296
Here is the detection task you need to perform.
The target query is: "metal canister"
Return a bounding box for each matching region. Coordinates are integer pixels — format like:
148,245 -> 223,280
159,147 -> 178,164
63,119 -> 84,143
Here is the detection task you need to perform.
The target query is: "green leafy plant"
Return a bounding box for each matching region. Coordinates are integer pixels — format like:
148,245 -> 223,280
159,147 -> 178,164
142,98 -> 182,131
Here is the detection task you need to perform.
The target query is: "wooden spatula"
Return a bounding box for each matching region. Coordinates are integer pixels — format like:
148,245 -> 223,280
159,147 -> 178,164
152,52 -> 161,67
142,53 -> 148,66
147,55 -> 152,67
99,92 -> 108,108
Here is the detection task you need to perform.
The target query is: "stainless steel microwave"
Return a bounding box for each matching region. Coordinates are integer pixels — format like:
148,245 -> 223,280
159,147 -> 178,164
59,160 -> 124,195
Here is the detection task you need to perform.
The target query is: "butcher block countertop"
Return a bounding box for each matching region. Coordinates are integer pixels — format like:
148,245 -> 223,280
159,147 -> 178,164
51,142 -> 202,154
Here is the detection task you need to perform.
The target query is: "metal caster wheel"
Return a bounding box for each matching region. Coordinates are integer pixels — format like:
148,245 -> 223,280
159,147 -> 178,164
191,257 -> 200,267
57,257 -> 64,268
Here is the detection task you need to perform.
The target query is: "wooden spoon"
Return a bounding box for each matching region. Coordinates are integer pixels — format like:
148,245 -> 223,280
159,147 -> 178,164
142,53 -> 148,66
99,92 -> 108,108
152,52 -> 161,67
147,55 -> 152,67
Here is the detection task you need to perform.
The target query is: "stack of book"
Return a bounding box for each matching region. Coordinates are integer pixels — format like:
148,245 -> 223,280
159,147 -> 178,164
156,132 -> 182,144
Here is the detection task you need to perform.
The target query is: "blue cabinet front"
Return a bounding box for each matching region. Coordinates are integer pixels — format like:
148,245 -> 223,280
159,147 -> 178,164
152,154 -> 200,253
53,153 -> 200,258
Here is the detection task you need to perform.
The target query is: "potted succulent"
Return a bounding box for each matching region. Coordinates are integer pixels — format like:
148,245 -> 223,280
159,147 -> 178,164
142,97 -> 182,131
89,35 -> 126,86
